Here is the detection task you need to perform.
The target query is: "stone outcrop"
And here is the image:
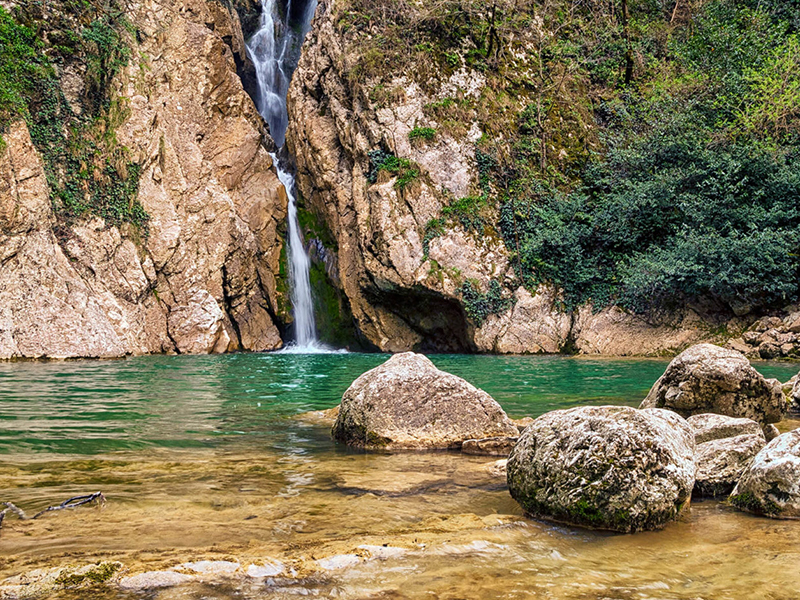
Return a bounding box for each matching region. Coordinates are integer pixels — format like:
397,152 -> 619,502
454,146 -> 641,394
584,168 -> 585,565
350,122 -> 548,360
331,352 -> 518,450
0,0 -> 287,358
461,436 -> 518,457
694,434 -> 765,497
640,344 -> 786,426
686,413 -> 765,444
506,406 -> 696,533
283,1 -> 775,356
730,430 -> 800,518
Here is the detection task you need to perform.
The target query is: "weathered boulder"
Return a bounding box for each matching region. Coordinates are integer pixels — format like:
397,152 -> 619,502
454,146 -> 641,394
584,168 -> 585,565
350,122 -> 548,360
461,437 -> 518,457
640,344 -> 786,425
694,434 -> 765,497
730,430 -> 800,518
686,413 -> 765,444
506,406 -> 696,533
331,352 -> 518,450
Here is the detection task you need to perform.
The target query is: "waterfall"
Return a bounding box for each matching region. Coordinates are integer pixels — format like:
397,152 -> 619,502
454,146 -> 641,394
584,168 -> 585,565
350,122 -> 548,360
247,0 -> 328,352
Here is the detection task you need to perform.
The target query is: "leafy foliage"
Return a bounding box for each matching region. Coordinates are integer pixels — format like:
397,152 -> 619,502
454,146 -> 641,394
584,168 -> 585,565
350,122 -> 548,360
408,126 -> 436,142
0,4 -> 145,228
460,279 -> 512,326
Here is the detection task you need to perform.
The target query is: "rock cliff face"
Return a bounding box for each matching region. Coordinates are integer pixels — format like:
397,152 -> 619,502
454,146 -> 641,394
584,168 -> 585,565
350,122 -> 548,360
0,0 -> 286,358
283,0 -> 744,355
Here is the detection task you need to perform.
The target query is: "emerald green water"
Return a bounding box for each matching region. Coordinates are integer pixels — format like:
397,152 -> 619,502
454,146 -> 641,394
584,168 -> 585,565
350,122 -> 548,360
1,354 -> 799,599
1,353 -> 795,456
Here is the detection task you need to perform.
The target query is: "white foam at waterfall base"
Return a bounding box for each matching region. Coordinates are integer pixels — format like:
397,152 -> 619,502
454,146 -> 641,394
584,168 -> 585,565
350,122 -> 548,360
247,0 -> 338,353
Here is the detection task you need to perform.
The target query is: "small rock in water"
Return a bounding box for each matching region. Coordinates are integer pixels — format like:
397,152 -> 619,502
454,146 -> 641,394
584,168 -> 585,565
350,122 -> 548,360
462,436 -> 519,456
507,406 -> 695,533
118,570 -> 194,590
694,434 -> 766,497
357,545 -> 408,560
176,560 -> 240,575
246,562 -> 285,578
730,429 -> 800,518
487,459 -> 508,478
315,554 -> 362,570
687,413 -> 765,444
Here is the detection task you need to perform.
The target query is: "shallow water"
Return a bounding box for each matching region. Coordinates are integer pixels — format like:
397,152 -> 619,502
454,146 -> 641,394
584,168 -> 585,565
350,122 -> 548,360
1,354 -> 798,599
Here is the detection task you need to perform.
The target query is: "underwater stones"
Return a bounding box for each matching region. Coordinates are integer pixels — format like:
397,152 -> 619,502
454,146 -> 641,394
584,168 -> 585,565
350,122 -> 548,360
640,343 -> 786,426
730,429 -> 800,518
332,352 -> 518,450
506,406 -> 696,533
118,570 -> 194,590
687,413 -> 765,444
694,434 -> 766,497
461,436 -> 519,456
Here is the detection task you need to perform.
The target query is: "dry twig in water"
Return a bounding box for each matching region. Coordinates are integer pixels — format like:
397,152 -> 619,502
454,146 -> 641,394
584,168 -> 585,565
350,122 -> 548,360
0,492 -> 106,530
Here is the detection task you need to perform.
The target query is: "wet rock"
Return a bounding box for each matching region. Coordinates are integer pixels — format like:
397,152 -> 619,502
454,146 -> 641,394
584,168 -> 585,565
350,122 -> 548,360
175,560 -> 240,575
0,562 -> 122,598
461,436 -> 518,457
332,353 -> 518,450
118,570 -> 194,590
507,406 -> 696,533
764,424 -> 781,441
640,343 -> 786,425
486,459 -> 508,478
246,562 -> 285,578
315,554 -> 361,570
511,417 -> 535,432
730,430 -> 800,518
694,434 -> 766,497
686,413 -> 765,444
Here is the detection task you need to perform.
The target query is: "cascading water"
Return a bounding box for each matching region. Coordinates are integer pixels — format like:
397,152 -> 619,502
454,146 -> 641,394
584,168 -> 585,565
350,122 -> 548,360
247,0 -> 328,352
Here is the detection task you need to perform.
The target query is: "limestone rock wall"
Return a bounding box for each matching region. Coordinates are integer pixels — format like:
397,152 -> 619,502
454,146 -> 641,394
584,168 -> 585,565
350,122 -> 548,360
284,0 -> 735,355
0,0 -> 287,359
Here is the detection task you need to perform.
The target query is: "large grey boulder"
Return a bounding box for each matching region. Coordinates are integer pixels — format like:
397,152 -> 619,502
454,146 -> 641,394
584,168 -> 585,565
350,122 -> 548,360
686,413 -> 765,444
694,434 -> 765,497
730,430 -> 800,518
640,344 -> 786,426
506,406 -> 696,533
331,352 -> 518,450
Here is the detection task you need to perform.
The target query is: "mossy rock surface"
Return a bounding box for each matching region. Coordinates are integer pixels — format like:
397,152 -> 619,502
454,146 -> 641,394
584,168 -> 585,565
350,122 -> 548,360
506,406 -> 696,533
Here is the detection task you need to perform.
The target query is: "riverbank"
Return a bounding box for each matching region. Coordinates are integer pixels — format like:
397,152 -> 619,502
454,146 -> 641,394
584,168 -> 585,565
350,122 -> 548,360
1,354 -> 799,598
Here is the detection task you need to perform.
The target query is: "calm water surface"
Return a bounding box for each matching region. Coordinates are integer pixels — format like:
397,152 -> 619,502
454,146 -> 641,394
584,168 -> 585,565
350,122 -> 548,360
0,353 -> 798,599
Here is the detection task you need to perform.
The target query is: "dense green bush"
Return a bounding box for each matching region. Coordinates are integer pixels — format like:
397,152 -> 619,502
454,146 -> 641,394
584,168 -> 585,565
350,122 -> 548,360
494,0 -> 800,315
460,279 -> 512,325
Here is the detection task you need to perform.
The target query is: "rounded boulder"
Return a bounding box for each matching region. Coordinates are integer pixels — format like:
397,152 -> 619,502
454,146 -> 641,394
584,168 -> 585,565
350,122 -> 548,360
332,352 -> 518,450
506,406 -> 696,533
640,343 -> 786,425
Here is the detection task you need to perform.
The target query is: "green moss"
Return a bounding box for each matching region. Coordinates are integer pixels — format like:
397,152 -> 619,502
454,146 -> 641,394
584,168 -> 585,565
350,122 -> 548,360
730,491 -> 782,516
0,4 -> 145,229
297,205 -> 337,250
275,238 -> 292,322
408,126 -> 436,142
460,279 -> 512,326
55,562 -> 121,587
309,259 -> 359,348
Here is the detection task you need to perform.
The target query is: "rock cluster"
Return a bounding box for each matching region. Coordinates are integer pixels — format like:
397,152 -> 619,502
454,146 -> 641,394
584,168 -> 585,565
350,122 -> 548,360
332,352 -> 518,450
730,312 -> 800,359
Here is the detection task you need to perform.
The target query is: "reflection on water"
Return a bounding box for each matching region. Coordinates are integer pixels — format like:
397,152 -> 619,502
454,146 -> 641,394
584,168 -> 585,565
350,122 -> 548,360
0,354 -> 798,598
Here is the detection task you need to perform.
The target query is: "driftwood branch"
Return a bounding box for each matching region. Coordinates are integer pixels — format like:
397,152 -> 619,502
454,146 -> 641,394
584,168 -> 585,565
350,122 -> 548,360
0,493 -> 106,530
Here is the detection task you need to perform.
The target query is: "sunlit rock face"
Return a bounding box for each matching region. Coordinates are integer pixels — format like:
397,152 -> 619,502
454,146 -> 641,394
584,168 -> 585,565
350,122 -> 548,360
507,406 -> 696,533
0,0 -> 286,358
332,352 -> 518,450
731,430 -> 800,518
640,344 -> 787,426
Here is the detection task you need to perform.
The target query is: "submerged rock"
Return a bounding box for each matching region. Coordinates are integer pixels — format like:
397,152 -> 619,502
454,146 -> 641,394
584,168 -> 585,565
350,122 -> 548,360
730,430 -> 800,518
640,344 -> 786,426
118,570 -> 194,590
694,434 -> 765,497
507,406 -> 695,533
687,413 -> 765,444
461,436 -> 519,457
332,353 -> 518,450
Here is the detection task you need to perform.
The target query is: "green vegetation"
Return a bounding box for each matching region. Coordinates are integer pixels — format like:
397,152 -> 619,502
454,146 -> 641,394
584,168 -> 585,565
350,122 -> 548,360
340,0 -> 800,317
408,126 -> 436,142
0,3 -> 145,228
367,148 -> 420,190
460,279 -> 511,325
